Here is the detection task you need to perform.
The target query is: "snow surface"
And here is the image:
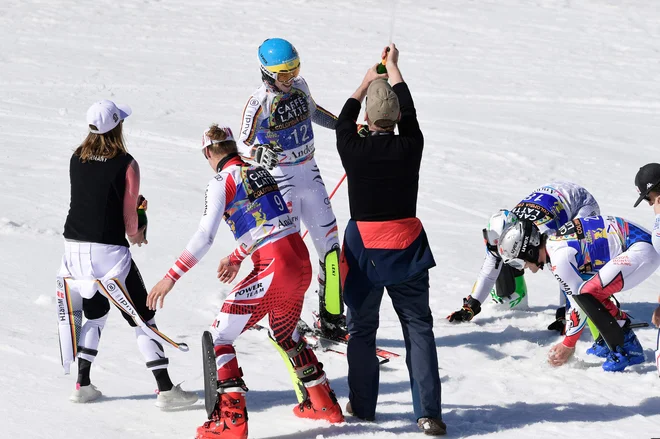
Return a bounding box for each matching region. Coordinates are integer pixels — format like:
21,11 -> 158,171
2,0 -> 660,438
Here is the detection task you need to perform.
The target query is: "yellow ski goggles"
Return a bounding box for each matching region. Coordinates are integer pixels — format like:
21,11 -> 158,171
262,59 -> 301,84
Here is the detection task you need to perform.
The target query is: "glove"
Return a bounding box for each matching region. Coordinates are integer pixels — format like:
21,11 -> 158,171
447,296 -> 482,322
253,143 -> 283,170
547,306 -> 566,334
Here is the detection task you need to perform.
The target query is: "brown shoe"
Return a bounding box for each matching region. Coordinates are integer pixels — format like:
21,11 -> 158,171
345,401 -> 375,421
417,417 -> 447,436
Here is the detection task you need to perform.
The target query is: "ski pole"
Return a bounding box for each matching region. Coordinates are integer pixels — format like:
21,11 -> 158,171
301,173 -> 346,240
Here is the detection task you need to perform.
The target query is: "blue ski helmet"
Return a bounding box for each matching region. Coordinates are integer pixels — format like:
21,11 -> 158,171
258,38 -> 300,85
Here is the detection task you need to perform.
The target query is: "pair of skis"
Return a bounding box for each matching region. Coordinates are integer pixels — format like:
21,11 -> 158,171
202,319 -> 398,416
293,318 -> 399,365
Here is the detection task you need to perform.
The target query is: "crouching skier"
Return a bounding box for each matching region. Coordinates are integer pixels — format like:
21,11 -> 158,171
497,216 -> 660,371
147,124 -> 344,439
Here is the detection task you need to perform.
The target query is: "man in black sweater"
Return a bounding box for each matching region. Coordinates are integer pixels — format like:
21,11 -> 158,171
335,44 -> 445,436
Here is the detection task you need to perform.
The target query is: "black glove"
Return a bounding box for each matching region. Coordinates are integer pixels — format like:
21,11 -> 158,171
547,306 -> 566,334
447,296 -> 482,322
253,143 -> 283,170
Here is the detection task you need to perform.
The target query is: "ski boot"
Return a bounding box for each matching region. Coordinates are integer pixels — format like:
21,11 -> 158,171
196,390 -> 248,439
489,264 -> 529,310
489,288 -> 529,310
293,375 -> 344,423
315,310 -> 349,341
602,329 -> 644,372
586,335 -> 610,358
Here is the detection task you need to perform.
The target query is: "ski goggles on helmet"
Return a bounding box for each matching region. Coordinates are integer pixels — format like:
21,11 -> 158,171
503,256 -> 527,271
277,66 -> 300,83
261,60 -> 301,84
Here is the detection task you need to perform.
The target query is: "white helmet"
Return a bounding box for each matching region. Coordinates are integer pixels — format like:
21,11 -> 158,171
483,210 -> 518,258
497,220 -> 542,270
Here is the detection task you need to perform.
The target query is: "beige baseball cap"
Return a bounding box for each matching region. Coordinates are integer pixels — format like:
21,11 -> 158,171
365,79 -> 400,128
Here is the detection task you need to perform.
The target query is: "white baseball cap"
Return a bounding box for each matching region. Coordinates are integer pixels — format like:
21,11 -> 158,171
86,100 -> 132,134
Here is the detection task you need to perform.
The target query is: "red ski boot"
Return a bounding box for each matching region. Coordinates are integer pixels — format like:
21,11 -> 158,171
196,392 -> 248,439
293,376 -> 344,423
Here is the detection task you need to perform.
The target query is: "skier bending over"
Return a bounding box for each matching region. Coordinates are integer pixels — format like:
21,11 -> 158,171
237,38 -> 346,337
147,124 -> 343,439
498,215 -> 660,372
448,181 -> 600,330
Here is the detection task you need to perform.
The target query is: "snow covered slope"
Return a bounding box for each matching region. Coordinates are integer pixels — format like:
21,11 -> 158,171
2,0 -> 660,437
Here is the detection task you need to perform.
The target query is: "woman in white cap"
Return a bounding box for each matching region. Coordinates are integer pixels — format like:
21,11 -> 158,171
56,100 -> 197,408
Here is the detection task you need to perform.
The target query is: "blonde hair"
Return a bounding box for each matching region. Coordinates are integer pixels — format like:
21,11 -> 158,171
75,122 -> 127,162
205,124 -> 238,156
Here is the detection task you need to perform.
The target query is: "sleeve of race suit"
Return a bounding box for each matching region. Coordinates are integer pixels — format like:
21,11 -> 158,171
548,246 -> 589,347
123,159 -> 140,237
653,214 -> 660,255
237,93 -> 264,159
302,78 -> 337,130
470,250 -> 503,304
164,174 -> 236,282
311,103 -> 338,130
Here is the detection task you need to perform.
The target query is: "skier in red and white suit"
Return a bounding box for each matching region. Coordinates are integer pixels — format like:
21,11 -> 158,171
147,124 -> 343,439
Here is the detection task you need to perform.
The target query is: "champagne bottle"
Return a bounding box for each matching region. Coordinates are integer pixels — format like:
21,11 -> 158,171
376,47 -> 390,74
137,195 -> 148,239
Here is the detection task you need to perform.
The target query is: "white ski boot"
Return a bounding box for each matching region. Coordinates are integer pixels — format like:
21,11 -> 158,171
70,383 -> 102,403
155,384 -> 198,409
489,288 -> 529,310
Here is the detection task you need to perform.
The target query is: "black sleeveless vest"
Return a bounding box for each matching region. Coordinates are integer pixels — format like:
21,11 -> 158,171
63,152 -> 134,247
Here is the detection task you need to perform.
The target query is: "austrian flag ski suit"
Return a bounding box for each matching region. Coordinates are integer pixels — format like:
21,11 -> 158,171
163,154 -> 318,380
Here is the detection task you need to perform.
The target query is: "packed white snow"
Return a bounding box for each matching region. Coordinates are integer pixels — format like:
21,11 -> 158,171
1,0 -> 660,438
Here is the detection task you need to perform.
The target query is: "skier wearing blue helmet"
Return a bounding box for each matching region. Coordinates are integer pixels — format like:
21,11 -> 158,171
237,38 -> 346,339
